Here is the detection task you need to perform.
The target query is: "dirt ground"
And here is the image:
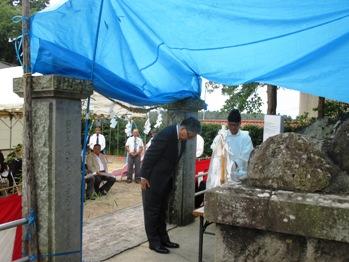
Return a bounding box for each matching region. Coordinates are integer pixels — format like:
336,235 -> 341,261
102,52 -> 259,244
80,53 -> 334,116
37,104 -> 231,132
83,155 -> 142,222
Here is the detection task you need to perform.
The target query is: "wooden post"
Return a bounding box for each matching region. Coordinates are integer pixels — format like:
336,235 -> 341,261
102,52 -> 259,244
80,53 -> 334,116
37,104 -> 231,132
267,85 -> 277,115
318,97 -> 325,119
22,0 -> 40,259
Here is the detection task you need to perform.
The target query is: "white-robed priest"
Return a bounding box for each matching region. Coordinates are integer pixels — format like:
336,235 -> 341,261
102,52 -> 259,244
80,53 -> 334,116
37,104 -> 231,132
206,109 -> 253,189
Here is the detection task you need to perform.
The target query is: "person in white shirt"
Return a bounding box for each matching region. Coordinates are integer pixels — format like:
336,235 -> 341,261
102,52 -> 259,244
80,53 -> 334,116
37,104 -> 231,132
206,109 -> 253,189
125,129 -> 144,183
196,134 -> 204,158
89,127 -> 106,151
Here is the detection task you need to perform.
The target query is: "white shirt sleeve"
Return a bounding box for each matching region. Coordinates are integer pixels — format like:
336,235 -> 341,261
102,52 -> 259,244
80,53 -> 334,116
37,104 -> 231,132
196,134 -> 204,158
138,137 -> 144,148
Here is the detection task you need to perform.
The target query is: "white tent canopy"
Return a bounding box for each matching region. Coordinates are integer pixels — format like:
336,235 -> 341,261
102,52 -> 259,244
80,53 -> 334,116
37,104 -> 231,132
0,66 -> 23,113
0,66 -> 145,117
0,66 -> 145,151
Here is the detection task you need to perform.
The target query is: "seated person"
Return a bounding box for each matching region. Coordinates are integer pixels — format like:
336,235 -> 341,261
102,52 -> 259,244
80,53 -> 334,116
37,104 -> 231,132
7,146 -> 23,192
0,150 -> 4,173
86,144 -> 116,196
206,109 -> 253,189
84,166 -> 96,200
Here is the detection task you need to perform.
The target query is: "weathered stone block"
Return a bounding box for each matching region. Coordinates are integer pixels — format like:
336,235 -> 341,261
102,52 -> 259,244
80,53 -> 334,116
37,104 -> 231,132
13,75 -> 93,99
205,184 -> 349,243
215,224 -> 349,262
248,133 -> 334,192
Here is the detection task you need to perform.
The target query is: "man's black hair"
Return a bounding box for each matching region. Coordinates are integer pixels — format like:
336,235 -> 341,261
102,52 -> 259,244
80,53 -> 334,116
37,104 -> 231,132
93,144 -> 101,148
228,109 -> 241,123
180,117 -> 201,134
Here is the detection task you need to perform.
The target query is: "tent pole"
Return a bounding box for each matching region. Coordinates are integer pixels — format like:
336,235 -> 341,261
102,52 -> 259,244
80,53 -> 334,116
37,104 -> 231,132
109,125 -> 111,154
22,0 -> 40,259
10,115 -> 12,149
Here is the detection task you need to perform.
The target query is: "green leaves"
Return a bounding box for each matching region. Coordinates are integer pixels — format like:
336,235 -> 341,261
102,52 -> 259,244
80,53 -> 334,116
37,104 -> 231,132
221,83 -> 263,114
0,0 -> 48,63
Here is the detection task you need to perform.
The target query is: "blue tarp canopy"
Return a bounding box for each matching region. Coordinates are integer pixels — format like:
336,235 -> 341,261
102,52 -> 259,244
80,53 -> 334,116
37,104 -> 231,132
30,0 -> 349,106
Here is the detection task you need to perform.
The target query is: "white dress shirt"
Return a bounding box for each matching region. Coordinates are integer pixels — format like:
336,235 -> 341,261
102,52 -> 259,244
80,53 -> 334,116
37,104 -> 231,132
89,133 -> 106,150
125,136 -> 144,153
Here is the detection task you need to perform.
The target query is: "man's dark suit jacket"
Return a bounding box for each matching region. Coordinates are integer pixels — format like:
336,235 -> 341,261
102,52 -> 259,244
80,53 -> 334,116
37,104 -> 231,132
141,125 -> 185,195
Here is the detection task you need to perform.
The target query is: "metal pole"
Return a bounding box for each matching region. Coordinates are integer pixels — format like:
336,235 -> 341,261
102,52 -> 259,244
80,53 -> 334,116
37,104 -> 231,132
116,122 -> 119,156
0,218 -> 28,231
13,257 -> 30,262
22,0 -> 40,259
109,124 -> 111,154
10,115 -> 13,149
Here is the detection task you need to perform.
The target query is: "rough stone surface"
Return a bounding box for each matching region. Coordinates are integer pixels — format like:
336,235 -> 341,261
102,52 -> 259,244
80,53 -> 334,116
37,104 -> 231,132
301,117 -> 337,148
13,74 -> 93,99
165,99 -> 205,226
324,171 -> 349,194
215,225 -> 349,262
13,76 -> 92,261
328,119 -> 349,174
248,132 -> 333,192
205,184 -> 349,243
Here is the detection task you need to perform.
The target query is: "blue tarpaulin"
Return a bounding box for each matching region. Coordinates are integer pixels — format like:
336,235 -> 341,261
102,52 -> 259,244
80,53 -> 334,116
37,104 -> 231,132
30,0 -> 349,106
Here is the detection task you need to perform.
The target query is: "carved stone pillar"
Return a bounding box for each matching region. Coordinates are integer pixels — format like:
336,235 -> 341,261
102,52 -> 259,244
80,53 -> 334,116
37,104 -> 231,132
165,99 -> 205,226
14,75 -> 93,261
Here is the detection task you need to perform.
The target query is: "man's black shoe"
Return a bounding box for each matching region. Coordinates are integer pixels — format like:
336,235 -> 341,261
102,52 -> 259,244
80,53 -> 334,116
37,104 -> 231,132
126,179 -> 132,183
149,245 -> 170,254
100,190 -> 107,196
162,241 -> 180,248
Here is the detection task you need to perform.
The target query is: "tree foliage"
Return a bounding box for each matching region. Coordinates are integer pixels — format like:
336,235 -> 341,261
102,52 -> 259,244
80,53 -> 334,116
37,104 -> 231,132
0,0 -> 48,63
205,81 -> 263,114
314,100 -> 349,120
221,83 -> 262,114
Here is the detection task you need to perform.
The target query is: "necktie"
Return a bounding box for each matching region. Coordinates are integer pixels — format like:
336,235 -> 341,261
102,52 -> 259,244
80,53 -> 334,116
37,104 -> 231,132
133,137 -> 137,153
96,134 -> 99,145
178,140 -> 181,157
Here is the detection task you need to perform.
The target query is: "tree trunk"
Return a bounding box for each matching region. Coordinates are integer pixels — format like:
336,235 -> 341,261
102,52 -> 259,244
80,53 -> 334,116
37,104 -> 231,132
267,85 -> 277,115
318,97 -> 325,119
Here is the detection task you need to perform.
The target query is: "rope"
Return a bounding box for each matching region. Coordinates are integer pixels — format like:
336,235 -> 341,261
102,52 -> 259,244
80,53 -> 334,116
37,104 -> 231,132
80,96 -> 91,262
90,0 -> 105,81
11,16 -> 30,67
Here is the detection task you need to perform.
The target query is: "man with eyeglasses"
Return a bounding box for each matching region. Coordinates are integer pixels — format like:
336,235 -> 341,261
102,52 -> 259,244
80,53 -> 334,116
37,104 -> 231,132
140,117 -> 201,254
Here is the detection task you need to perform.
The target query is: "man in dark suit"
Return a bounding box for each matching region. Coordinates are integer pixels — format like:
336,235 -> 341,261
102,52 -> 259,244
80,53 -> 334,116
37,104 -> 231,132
141,117 -> 201,254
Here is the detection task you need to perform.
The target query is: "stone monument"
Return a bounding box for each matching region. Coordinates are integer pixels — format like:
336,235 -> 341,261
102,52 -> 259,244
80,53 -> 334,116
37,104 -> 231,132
205,131 -> 349,261
14,75 -> 92,261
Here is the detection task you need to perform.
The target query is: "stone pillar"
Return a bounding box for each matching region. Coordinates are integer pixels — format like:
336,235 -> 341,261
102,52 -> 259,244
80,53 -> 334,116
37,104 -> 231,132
165,99 -> 205,226
14,75 -> 93,261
